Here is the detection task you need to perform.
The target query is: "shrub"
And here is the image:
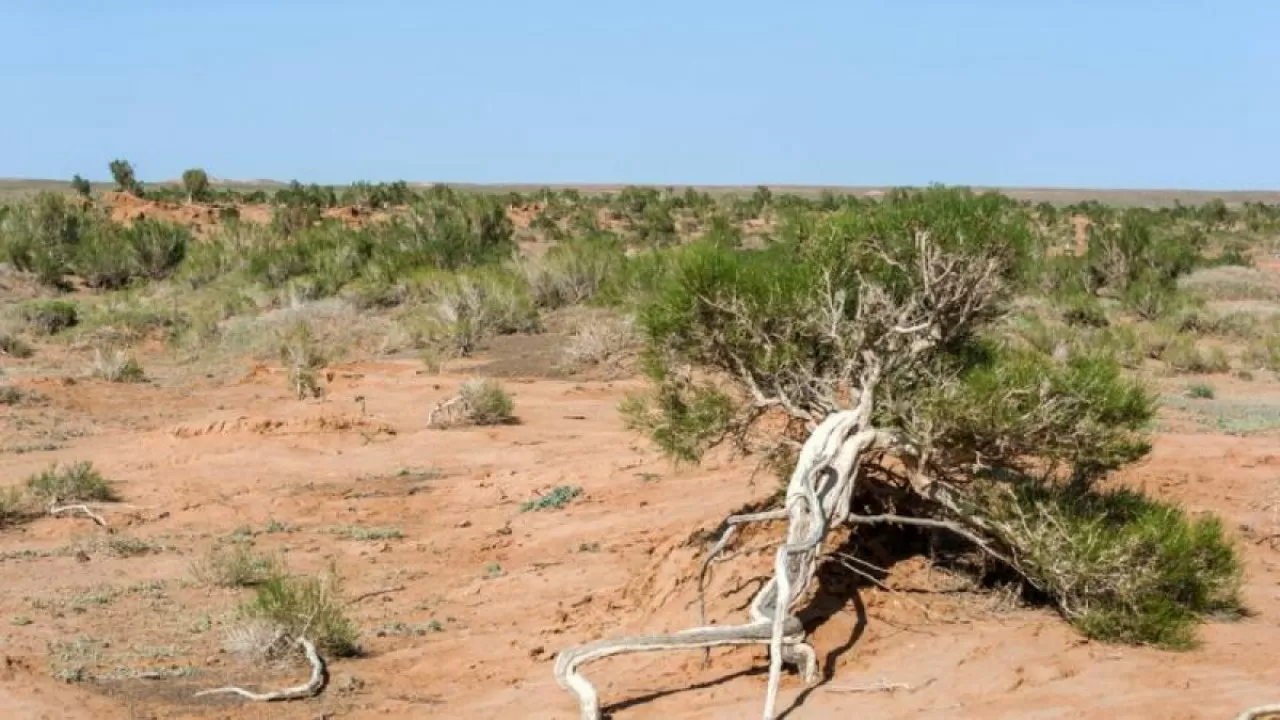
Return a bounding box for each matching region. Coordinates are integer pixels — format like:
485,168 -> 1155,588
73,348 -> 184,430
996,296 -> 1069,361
975,482 -> 1241,648
0,331 -> 34,358
191,545 -> 285,588
90,346 -> 146,382
26,462 -> 118,503
181,168 -> 210,202
233,571 -> 360,658
0,486 -> 29,528
560,314 -> 638,372
618,188 -> 1235,646
429,378 -> 515,428
108,159 -> 142,196
1243,336 -> 1280,372
70,175 -> 92,198
277,320 -> 326,399
20,299 -> 79,335
516,235 -> 624,309
1185,382 -> 1215,399
2,193 -> 84,286
1160,336 -> 1231,374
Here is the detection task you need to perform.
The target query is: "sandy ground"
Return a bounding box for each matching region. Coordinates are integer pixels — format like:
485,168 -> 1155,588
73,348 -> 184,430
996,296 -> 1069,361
1,336 -> 1279,720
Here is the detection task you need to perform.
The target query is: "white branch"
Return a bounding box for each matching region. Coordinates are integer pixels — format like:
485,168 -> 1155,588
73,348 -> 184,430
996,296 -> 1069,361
194,636 -> 327,702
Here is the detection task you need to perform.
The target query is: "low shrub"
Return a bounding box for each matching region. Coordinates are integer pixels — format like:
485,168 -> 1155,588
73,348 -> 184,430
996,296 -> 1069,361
26,462 -> 118,504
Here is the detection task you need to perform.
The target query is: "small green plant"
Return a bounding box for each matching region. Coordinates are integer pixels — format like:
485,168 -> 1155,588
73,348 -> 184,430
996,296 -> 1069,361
26,461 -> 118,503
331,525 -> 404,541
90,346 -> 146,383
278,320 -> 326,399
429,378 -> 516,428
20,300 -> 79,335
235,570 -> 360,657
11,615 -> 32,626
483,562 -> 504,579
191,545 -> 285,588
520,485 -> 583,512
1185,383 -> 1215,399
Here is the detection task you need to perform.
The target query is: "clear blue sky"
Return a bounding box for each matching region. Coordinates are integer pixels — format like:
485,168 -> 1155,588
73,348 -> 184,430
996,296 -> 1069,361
3,1 -> 1277,189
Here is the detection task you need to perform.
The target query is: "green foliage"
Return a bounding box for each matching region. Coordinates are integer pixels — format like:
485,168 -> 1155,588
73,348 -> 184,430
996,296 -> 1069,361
237,572 -> 360,657
915,345 -> 1155,479
518,233 -> 624,309
26,461 -> 118,503
1185,382 -> 1215,399
90,346 -> 146,383
108,159 -> 142,196
457,378 -> 515,425
619,380 -> 737,464
181,168 -> 210,202
977,481 -> 1242,648
1,192 -> 85,286
1159,335 -> 1231,374
520,485 -> 583,512
191,545 -> 285,588
20,299 -> 79,335
70,175 -> 92,198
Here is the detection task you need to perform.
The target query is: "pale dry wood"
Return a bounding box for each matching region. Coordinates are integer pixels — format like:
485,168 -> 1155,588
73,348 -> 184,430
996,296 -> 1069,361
194,636 -> 327,702
48,503 -> 108,527
1237,705 -> 1280,720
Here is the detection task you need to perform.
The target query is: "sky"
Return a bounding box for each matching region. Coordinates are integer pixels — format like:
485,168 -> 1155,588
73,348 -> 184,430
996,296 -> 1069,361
2,1 -> 1277,189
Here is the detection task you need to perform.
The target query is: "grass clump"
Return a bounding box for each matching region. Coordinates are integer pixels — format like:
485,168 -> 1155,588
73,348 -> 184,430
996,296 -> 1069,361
89,346 -> 146,382
233,571 -> 360,658
0,487 -> 30,528
520,485 -> 583,512
191,545 -> 285,588
429,378 -> 516,428
20,299 -> 79,335
25,461 -> 118,503
978,482 -> 1242,648
277,319 -> 327,399
1184,383 -> 1215,399
331,525 -> 404,541
0,331 -> 35,358
1159,335 -> 1230,374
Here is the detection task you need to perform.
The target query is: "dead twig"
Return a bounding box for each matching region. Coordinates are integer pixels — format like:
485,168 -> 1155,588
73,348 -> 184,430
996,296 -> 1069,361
346,585 -> 406,605
829,677 -> 935,694
194,636 -> 327,702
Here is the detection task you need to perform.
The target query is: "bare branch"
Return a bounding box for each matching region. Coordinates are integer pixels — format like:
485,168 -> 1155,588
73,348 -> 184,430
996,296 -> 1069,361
194,636 -> 327,702
48,504 -> 108,528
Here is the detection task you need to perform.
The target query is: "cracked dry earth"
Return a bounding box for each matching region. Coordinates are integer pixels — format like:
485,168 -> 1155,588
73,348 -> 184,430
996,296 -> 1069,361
1,351 -> 1279,719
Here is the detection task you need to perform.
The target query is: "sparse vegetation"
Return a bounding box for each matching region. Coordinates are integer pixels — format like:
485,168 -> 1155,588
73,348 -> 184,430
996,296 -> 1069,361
428,378 -> 516,428
25,461 -> 118,504
191,545 -> 285,588
20,299 -> 79,335
231,570 -> 360,658
90,345 -> 146,382
520,485 -> 583,512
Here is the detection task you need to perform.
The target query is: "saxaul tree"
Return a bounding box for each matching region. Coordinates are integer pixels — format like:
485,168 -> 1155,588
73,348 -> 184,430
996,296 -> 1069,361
554,189 -> 1240,719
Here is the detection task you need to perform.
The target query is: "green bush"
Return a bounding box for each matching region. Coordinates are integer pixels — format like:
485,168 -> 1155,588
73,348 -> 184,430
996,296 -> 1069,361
192,545 -> 285,588
108,159 -> 142,196
976,482 -> 1241,648
237,572 -> 360,657
26,462 -> 118,503
20,299 -> 79,335
181,168 -> 210,202
1,193 -> 85,286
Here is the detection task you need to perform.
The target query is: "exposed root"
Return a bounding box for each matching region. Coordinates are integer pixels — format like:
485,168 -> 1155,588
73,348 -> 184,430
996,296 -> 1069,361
553,618 -> 816,720
194,636 -> 327,702
1237,704 -> 1280,720
555,407 -> 875,720
48,503 -> 109,528
426,395 -> 463,428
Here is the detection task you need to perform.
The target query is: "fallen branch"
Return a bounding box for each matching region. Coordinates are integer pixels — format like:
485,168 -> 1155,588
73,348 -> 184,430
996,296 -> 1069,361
194,636 -> 327,702
828,678 -> 914,694
1237,704 -> 1280,720
48,504 -> 109,528
346,585 -> 406,605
